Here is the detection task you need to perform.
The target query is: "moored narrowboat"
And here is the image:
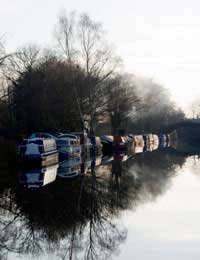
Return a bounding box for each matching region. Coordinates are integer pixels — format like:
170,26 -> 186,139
56,134 -> 81,159
89,136 -> 103,156
100,135 -> 114,154
133,135 -> 145,154
113,136 -> 127,152
71,132 -> 92,155
18,138 -> 58,166
158,133 -> 167,148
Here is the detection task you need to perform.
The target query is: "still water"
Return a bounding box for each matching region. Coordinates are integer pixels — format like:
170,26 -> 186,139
1,148 -> 200,260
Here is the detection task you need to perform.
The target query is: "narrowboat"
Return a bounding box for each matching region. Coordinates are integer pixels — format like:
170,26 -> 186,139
71,132 -> 92,155
29,132 -> 62,139
146,134 -> 159,152
56,134 -> 81,158
113,136 -> 127,152
100,135 -> 114,154
158,133 -> 167,148
127,134 -> 134,142
89,136 -> 103,156
18,138 -> 58,166
133,135 -> 145,154
134,135 -> 145,147
126,134 -> 135,154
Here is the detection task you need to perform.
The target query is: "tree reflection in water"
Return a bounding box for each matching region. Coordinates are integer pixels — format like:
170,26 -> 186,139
0,148 -> 186,260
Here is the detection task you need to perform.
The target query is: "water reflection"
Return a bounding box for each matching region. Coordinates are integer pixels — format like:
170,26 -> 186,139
57,157 -> 82,179
0,147 -> 190,260
19,164 -> 58,188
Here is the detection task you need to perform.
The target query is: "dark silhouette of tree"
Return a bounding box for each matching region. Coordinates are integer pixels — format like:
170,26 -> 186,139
11,54 -> 87,133
105,73 -> 139,135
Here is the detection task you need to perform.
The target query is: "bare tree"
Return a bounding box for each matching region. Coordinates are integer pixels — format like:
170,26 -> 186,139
5,45 -> 40,81
54,10 -> 76,63
77,14 -> 120,79
0,44 -> 40,103
78,14 -> 121,133
0,37 -> 11,97
55,11 -> 121,134
0,37 -> 16,127
0,45 -> 40,128
0,36 -> 12,67
106,73 -> 139,135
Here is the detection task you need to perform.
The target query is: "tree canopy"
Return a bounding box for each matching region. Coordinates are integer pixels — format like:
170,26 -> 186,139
0,12 -> 185,135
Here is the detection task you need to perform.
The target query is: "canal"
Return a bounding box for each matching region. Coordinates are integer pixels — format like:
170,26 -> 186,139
0,147 -> 200,260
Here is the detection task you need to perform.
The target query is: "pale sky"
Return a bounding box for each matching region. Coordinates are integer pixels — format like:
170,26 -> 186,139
1,0 -> 200,111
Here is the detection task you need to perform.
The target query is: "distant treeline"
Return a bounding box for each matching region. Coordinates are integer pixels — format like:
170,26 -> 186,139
0,12 -> 185,136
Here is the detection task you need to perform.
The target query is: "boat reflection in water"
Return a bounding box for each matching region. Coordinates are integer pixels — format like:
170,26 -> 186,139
57,156 -> 82,179
0,139 -> 191,260
57,155 -> 107,179
19,164 -> 58,188
18,133 -> 169,189
14,136 -> 174,260
18,138 -> 163,189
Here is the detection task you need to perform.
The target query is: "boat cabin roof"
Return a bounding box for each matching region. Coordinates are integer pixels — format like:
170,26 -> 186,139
59,134 -> 78,139
29,132 -> 56,139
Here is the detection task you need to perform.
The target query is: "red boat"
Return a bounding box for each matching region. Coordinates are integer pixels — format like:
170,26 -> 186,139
113,136 -> 127,152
